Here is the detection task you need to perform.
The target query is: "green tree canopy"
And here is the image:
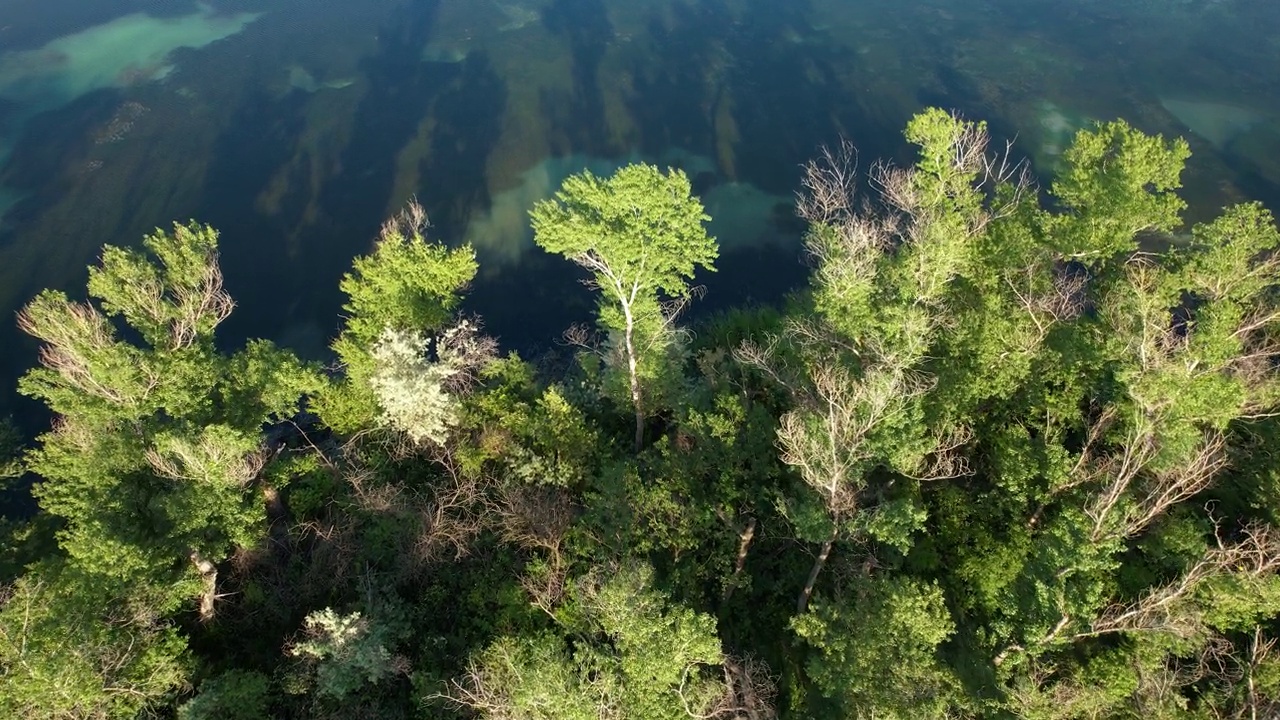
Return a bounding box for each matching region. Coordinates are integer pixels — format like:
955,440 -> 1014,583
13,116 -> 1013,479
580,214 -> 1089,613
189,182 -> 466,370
446,562 -> 772,720
17,222 -> 321,609
531,163 -> 717,450
314,202 -> 478,436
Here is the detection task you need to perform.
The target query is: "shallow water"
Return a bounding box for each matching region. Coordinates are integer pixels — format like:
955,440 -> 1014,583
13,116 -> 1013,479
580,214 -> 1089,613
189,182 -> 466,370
0,0 -> 1277,417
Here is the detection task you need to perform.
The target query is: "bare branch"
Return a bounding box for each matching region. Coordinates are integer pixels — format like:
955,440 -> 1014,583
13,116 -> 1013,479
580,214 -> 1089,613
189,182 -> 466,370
168,256 -> 234,350
1081,523 -> 1280,641
904,425 -> 975,482
796,138 -> 858,226
707,656 -> 778,720
380,197 -> 431,241
1084,427 -> 1226,542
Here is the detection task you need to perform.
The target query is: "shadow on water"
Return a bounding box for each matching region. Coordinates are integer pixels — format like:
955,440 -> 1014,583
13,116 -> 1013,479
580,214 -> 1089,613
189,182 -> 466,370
626,0 -> 728,161
724,0 -> 872,194
468,247 -> 599,354
540,0 -> 613,154
415,52 -> 508,243
921,63 -> 1026,156
192,86 -> 311,355
0,98 -> 19,137
626,0 -> 890,196
316,0 -> 448,234
195,0 -> 502,355
0,88 -> 135,424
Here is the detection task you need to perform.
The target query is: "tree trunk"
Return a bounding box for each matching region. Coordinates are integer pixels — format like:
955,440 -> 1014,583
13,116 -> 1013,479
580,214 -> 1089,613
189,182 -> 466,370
622,301 -> 644,452
723,517 -> 757,603
797,529 -> 838,614
264,486 -> 290,563
189,550 -> 218,622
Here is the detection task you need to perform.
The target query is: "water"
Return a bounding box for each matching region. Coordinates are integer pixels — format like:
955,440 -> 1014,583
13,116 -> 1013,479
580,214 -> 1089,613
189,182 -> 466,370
0,0 -> 1278,419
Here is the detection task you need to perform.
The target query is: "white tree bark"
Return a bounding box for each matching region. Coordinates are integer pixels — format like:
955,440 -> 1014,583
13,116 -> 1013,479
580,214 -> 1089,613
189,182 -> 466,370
189,550 -> 218,622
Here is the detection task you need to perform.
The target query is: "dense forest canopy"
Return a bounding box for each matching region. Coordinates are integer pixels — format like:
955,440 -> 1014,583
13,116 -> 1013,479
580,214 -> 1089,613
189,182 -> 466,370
2,108 -> 1279,719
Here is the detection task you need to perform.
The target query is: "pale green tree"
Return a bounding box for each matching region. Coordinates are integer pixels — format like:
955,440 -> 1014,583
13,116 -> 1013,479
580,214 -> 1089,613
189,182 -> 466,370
289,607 -> 406,700
531,164 -> 717,451
314,202 -> 481,438
367,319 -> 496,447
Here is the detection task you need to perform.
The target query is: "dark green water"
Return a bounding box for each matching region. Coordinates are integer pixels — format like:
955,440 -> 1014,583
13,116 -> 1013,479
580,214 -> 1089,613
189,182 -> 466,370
1,0 -> 1278,420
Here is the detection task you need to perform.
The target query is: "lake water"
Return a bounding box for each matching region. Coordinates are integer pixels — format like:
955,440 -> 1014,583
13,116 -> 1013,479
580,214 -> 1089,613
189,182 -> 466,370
1,0 -> 1278,418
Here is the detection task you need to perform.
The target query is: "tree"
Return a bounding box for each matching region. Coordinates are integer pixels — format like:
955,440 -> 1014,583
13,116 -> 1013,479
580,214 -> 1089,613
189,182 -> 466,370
314,202 -> 479,437
739,111 -> 1004,612
8,109 -> 1280,720
986,157 -> 1280,671
732,108 -> 1280,717
17,222 -> 322,615
0,564 -> 190,719
177,670 -> 272,720
367,320 -> 495,447
792,575 -> 959,719
531,164 -> 717,451
288,607 -> 407,701
445,562 -> 774,719
0,418 -> 22,481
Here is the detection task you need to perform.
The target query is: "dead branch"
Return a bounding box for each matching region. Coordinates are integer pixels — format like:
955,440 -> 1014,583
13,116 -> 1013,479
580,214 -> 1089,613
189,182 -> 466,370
409,447 -> 495,567
1081,523 -> 1280,641
1082,416 -> 1159,541
18,299 -> 159,407
189,550 -> 219,622
496,485 -> 576,562
904,425 -> 975,482
168,256 -> 234,350
1243,627 -> 1279,720
145,437 -> 269,488
796,138 -> 857,226
1085,426 -> 1226,542
776,356 -> 933,516
380,198 -> 431,242
1005,262 -> 1087,347
1130,434 -> 1228,533
436,317 -> 499,394
707,655 -> 778,720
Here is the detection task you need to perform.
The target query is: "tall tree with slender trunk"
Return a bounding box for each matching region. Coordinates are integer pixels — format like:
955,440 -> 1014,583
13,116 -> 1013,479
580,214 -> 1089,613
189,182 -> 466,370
531,163 -> 717,451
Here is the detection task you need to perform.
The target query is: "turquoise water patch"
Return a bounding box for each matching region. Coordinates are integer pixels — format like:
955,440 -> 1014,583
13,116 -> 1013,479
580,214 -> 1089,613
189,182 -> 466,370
0,4 -> 261,222
421,42 -> 472,65
701,181 -> 794,251
1160,97 -> 1265,150
465,153 -> 638,269
420,0 -> 543,63
1035,100 -> 1091,158
0,4 -> 262,111
494,1 -> 541,32
1223,120 -> 1280,186
1030,99 -> 1093,172
286,65 -> 357,94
